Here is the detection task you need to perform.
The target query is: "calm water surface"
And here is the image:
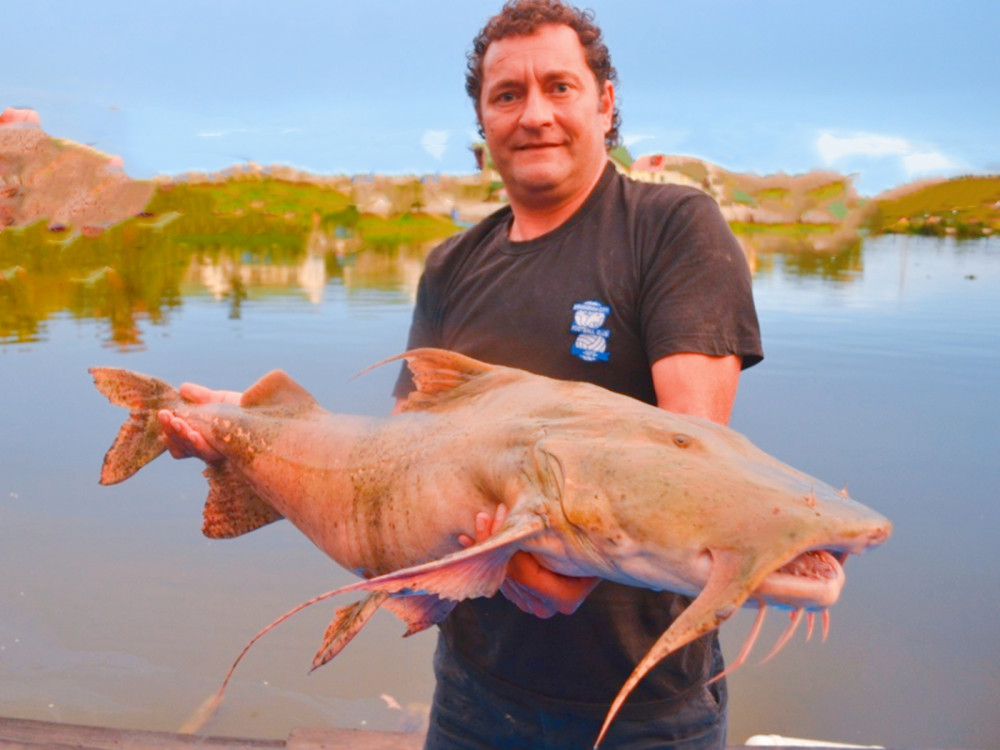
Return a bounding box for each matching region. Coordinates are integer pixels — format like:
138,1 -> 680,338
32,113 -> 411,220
1,234 -> 997,748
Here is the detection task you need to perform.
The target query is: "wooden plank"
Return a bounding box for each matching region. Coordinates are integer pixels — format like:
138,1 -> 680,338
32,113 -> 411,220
287,727 -> 424,750
7,717 -> 950,750
0,718 -> 425,750
0,717 -> 283,750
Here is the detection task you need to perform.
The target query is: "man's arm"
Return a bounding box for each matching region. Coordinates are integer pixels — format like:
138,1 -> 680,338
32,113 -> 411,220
651,352 -> 741,425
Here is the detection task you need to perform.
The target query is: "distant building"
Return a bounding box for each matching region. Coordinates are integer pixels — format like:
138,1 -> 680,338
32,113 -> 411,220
630,154 -> 704,190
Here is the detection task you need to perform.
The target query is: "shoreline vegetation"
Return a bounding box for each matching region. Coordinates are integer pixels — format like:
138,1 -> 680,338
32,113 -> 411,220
2,108 -> 998,346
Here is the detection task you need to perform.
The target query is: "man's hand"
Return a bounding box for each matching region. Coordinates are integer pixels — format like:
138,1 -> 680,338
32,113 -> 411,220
156,383 -> 242,463
459,504 -> 600,618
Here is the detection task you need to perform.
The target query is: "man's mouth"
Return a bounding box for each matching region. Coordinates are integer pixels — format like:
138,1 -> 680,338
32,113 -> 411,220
515,142 -> 562,151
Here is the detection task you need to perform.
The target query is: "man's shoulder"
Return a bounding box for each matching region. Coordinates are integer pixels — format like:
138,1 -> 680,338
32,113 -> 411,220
614,170 -> 714,211
604,172 -> 729,237
423,204 -> 511,278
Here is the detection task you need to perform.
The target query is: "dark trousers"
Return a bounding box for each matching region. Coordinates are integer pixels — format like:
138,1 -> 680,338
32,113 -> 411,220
423,641 -> 727,750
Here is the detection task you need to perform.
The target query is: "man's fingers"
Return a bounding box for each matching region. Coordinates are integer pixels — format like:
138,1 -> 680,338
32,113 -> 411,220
157,409 -> 224,462
490,503 -> 508,534
178,383 -> 242,406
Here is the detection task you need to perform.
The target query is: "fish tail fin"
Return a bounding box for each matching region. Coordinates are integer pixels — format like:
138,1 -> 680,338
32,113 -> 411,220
90,367 -> 179,485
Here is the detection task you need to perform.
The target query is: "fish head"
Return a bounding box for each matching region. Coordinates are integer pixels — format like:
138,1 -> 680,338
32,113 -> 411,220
534,406 -> 892,611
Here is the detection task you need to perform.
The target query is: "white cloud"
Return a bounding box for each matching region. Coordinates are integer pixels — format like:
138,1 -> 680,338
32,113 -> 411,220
422,130 -> 449,160
816,132 -> 912,164
902,151 -> 960,177
622,134 -> 653,148
816,131 -> 962,182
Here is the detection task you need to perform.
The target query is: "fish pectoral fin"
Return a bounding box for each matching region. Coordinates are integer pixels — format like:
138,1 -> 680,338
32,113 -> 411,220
594,548 -> 757,749
240,370 -> 318,410
383,594 -> 457,637
193,515 -> 542,715
202,463 -> 283,538
311,591 -> 390,671
356,512 -> 548,602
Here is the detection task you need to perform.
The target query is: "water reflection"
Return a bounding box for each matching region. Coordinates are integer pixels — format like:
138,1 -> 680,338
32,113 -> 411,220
737,231 -> 864,282
3,204 -> 884,350
0,181 -> 455,347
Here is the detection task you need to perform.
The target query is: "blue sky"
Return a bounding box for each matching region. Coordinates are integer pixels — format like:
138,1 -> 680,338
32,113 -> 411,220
8,0 -> 998,195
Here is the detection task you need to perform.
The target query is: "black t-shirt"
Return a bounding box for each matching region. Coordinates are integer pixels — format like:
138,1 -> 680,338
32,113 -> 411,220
396,163 -> 762,712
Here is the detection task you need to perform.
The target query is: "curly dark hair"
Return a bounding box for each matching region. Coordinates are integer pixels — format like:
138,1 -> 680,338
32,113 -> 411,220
466,0 -> 621,149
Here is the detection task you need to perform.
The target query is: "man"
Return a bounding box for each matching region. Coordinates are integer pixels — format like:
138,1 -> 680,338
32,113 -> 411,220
161,1 -> 762,747
391,3 -> 762,748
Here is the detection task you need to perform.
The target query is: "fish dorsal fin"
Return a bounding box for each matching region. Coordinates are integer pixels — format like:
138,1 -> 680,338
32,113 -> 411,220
383,348 -> 501,412
240,370 -> 318,410
405,348 -> 494,400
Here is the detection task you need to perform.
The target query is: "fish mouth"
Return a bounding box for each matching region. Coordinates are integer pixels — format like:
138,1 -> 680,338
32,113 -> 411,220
754,549 -> 848,610
754,522 -> 891,610
775,549 -> 845,579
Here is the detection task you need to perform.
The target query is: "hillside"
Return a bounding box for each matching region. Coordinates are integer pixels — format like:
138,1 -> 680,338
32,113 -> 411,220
867,176 -> 1000,238
0,108 -> 153,234
3,107 -> 997,248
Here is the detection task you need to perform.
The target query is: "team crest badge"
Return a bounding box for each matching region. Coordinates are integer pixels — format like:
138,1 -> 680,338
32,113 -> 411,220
570,300 -> 611,362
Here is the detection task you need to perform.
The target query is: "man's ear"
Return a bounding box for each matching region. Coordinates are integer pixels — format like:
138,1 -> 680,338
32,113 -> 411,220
599,81 -> 615,130
599,81 -> 615,114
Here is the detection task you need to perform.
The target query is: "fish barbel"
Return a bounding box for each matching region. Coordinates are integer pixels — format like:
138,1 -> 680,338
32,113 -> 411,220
90,348 -> 891,747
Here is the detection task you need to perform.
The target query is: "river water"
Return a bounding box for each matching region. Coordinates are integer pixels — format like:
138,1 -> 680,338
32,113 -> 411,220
1,233 -> 997,748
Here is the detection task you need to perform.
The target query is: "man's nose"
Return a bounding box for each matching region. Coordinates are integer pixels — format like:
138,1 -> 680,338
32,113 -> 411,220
519,87 -> 554,129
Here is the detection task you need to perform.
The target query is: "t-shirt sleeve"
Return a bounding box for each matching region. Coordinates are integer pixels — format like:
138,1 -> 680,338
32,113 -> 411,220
638,192 -> 763,369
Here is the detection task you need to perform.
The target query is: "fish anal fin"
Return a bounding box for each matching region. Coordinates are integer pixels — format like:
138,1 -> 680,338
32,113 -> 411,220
594,548 -> 760,749
311,591 -> 389,671
383,594 -> 457,637
240,370 -> 317,410
202,463 -> 283,538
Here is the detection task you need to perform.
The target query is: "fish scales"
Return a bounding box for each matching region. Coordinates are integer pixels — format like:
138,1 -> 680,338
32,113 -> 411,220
90,348 -> 891,748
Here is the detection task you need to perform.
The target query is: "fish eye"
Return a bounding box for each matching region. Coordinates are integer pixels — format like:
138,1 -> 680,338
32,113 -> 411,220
672,434 -> 692,448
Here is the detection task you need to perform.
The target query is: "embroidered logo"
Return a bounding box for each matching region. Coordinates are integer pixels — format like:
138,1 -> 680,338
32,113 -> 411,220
570,300 -> 611,362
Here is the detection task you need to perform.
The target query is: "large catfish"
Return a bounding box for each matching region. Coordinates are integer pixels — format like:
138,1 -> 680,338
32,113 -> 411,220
91,348 -> 891,747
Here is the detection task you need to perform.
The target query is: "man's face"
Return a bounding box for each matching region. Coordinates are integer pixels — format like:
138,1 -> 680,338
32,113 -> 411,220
478,24 -> 614,208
